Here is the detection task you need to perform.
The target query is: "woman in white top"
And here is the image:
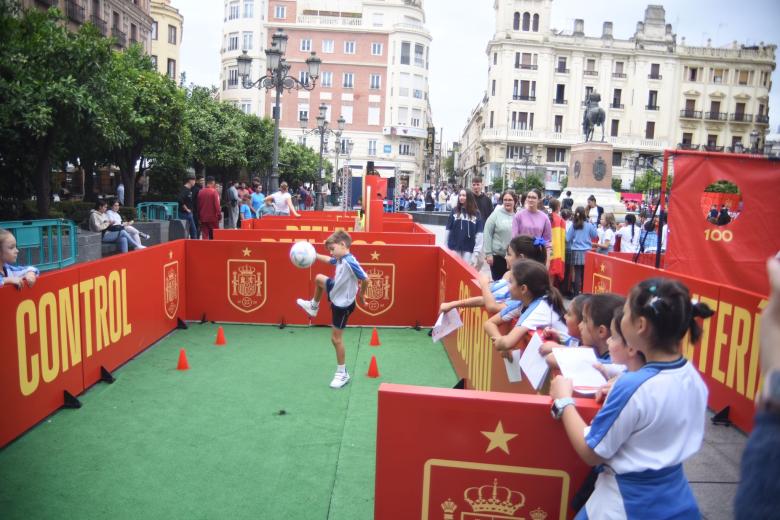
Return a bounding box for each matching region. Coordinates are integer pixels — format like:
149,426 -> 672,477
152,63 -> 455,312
265,182 -> 301,217
107,199 -> 147,249
616,214 -> 641,253
596,212 -> 616,254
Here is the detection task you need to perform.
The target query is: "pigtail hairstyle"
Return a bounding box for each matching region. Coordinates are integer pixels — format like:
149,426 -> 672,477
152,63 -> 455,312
508,235 -> 547,264
511,259 -> 565,317
573,206 -> 587,230
628,277 -> 714,354
625,213 -> 637,241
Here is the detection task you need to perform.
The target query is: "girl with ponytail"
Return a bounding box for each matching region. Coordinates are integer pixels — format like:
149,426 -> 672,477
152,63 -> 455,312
550,278 -> 714,519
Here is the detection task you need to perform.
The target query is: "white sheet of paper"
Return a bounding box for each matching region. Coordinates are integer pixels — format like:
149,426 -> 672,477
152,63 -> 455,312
519,332 -> 549,390
503,350 -> 522,383
431,308 -> 464,342
553,347 -> 608,390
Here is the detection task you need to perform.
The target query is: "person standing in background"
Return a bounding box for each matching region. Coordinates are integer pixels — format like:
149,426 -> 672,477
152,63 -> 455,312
196,176 -> 221,240
191,175 -> 204,238
226,180 -> 239,229
116,181 -> 125,206
483,191 -> 517,281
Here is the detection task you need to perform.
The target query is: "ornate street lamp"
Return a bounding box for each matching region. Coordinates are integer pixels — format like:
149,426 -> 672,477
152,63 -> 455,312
300,103 -> 345,210
237,28 -> 322,194
749,129 -> 760,154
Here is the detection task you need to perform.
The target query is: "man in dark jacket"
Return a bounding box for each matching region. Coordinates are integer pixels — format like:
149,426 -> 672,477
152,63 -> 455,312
178,172 -> 198,238
471,176 -> 493,222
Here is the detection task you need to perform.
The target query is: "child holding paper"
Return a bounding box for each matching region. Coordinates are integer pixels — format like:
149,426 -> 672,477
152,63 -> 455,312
483,259 -> 567,359
550,278 -> 713,519
539,294 -> 589,356
593,307 -> 646,403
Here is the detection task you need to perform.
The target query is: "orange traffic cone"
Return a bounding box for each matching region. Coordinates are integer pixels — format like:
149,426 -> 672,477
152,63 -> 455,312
367,355 -> 380,378
177,349 -> 190,370
369,327 -> 381,346
215,326 -> 226,346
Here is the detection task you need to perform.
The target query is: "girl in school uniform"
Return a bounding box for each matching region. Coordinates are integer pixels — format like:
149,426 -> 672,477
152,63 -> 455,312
0,228 -> 40,289
445,189 -> 484,267
550,278 -> 714,519
595,212 -> 617,254
483,259 -> 567,359
616,213 -> 641,253
566,206 -> 598,296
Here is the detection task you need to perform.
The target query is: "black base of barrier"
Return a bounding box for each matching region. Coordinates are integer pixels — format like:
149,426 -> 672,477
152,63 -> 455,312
453,378 -> 465,390
63,391 -> 82,409
279,318 -> 287,329
200,313 -> 207,324
177,318 -> 188,330
711,405 -> 732,427
100,366 -> 115,384
413,321 -> 422,331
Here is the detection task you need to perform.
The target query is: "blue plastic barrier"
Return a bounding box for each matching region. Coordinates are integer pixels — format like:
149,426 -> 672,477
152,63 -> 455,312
136,202 -> 179,220
0,219 -> 78,271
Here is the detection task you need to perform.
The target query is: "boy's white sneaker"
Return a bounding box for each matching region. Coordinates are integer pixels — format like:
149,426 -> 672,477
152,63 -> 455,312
329,371 -> 350,389
296,298 -> 319,318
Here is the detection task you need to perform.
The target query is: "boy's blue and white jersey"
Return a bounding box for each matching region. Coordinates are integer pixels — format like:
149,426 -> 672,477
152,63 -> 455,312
329,253 -> 367,307
1,263 -> 40,287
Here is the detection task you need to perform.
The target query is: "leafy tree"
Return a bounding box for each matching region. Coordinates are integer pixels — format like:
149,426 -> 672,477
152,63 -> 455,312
704,180 -> 740,193
612,176 -> 623,192
443,154 -> 455,177
631,169 -> 673,194
512,173 -> 545,195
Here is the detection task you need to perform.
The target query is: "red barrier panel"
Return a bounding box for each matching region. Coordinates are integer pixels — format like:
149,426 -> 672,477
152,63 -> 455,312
1,266 -> 85,447
212,229 -> 435,245
584,252 -> 765,432
247,218 -> 423,234
77,242 -> 186,387
375,383 -> 599,519
185,241 -> 440,327
607,251 -> 665,268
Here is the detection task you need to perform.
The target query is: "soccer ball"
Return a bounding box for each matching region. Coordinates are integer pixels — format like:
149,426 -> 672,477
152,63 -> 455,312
289,241 -> 316,268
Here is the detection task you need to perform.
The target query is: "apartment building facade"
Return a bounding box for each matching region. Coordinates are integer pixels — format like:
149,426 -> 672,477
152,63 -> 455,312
23,0 -> 154,52
219,0 -> 433,190
150,0 -> 182,81
459,1 -> 775,192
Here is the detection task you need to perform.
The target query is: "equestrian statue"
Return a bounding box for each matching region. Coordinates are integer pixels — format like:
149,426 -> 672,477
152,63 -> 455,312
582,92 -> 606,142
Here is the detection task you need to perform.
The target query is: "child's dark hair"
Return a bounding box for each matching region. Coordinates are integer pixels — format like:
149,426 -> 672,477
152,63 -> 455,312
627,278 -> 714,353
625,213 -> 637,240
583,293 -> 626,331
511,259 -> 565,317
508,235 -> 547,264
573,206 -> 587,229
568,294 -> 590,322
611,306 -> 627,344
560,208 -> 572,221
325,230 -> 352,248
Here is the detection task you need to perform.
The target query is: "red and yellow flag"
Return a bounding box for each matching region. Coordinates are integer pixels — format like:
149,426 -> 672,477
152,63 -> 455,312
549,212 -> 565,282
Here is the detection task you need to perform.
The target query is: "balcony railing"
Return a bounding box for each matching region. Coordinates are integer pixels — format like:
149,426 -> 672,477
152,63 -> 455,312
513,95 -> 536,101
518,64 -> 538,70
553,99 -> 567,105
730,113 -> 753,122
645,105 -> 660,111
756,114 -> 770,124
648,74 -> 663,80
90,14 -> 107,35
612,72 -> 627,78
705,111 -> 728,121
112,26 -> 126,47
66,0 -> 85,23
677,143 -> 699,150
555,68 -> 569,74
610,103 -> 624,109
680,109 -> 702,118
583,70 -> 598,76
703,145 -> 724,152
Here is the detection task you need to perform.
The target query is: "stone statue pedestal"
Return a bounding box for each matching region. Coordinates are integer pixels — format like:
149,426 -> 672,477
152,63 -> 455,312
566,141 -> 624,218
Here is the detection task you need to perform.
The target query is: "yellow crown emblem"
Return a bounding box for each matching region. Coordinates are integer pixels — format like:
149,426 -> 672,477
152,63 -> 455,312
464,479 -> 525,516
530,507 -> 548,520
367,267 -> 385,279
440,498 -> 457,514
238,264 -> 256,275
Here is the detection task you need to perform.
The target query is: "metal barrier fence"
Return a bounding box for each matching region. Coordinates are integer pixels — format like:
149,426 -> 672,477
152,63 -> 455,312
0,219 -> 78,271
136,202 -> 179,220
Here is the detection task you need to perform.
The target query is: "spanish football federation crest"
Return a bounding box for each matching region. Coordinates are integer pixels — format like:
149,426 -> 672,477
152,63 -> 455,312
592,261 -> 612,294
356,263 -> 395,316
227,259 -> 267,313
163,261 -> 179,319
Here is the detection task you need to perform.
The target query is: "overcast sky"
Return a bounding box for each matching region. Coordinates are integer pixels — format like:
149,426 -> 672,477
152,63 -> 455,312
179,0 -> 780,145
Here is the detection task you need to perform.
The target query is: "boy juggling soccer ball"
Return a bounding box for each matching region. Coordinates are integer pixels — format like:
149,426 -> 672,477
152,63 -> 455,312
297,230 -> 368,388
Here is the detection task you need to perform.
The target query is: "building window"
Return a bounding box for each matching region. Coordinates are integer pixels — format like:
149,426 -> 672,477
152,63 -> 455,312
227,32 -> 238,51
546,147 -> 565,162
243,0 -> 253,18
610,119 -> 619,137
687,66 -> 698,81
614,61 -> 624,74
368,139 -> 377,156
411,108 -> 422,127
368,106 -> 380,126
399,143 -> 413,156
400,42 -> 410,65
298,103 -> 309,122
516,112 -> 533,130
586,58 -> 596,72
322,40 -> 334,53
371,42 -> 383,56
151,21 -> 157,40
612,151 -> 622,167
738,70 -> 750,86
681,132 -> 693,145
612,88 -> 622,107
228,1 -> 239,20
399,72 -> 410,97
242,32 -> 253,50
398,107 -> 408,125
489,111 -> 494,129
240,101 -> 252,114
372,13 -> 383,27
513,12 -> 520,30
227,67 -> 238,88
647,90 -> 658,109
370,73 -> 381,90
712,68 -> 726,84
299,71 -> 310,85
168,25 -> 177,44
150,55 -> 157,69
554,115 -> 563,133
522,12 -> 530,31
344,41 -> 356,54
649,63 -> 661,79
342,106 -> 353,125
532,13 -> 539,31
556,57 -> 567,72
707,134 -> 718,147
320,71 -> 333,87
300,39 -> 311,52
342,72 -> 354,88
414,44 -> 425,67
645,121 -> 655,139
274,5 -> 286,19
167,58 -> 176,79
493,52 -> 497,65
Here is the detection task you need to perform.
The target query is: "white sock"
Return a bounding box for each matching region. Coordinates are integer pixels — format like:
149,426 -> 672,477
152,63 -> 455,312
337,364 -> 346,373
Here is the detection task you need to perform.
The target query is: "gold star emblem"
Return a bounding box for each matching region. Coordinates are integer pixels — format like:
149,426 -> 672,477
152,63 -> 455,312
600,263 -> 606,273
168,251 -> 173,259
242,247 -> 252,257
481,421 -> 517,455
370,251 -> 380,260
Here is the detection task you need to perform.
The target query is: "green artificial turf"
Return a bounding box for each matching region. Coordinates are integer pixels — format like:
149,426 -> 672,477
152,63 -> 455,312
0,324 -> 456,519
